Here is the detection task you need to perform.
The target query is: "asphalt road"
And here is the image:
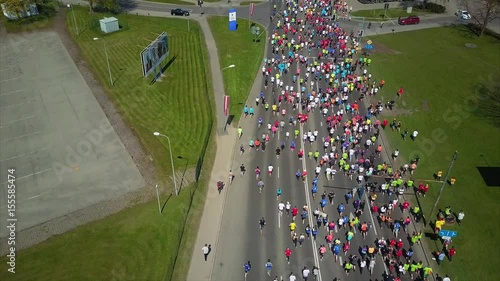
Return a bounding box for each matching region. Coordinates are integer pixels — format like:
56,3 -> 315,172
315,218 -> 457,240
212,2 -> 426,281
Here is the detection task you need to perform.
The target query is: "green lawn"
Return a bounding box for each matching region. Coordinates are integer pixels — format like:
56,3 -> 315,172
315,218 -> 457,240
207,16 -> 265,123
146,0 -> 196,5
366,25 -> 500,280
240,0 -> 263,6
0,8 -> 215,281
352,8 -> 426,20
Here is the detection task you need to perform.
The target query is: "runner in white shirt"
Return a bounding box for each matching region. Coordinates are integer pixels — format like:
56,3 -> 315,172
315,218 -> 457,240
278,201 -> 285,216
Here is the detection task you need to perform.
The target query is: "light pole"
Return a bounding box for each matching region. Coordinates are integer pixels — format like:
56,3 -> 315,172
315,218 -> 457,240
427,151 -> 459,225
67,4 -> 79,36
155,184 -> 162,214
93,37 -> 113,86
153,132 -> 178,196
221,64 -> 236,71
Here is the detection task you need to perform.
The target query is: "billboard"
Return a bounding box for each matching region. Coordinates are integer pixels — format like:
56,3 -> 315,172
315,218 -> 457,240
140,32 -> 169,77
228,9 -> 237,31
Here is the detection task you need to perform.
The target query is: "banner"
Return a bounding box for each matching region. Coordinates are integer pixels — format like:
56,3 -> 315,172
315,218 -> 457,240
250,3 -> 255,16
223,95 -> 230,116
228,9 -> 237,31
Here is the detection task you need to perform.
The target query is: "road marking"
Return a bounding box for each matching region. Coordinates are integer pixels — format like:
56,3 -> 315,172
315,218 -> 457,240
364,191 -> 378,237
320,121 -> 323,127
278,166 -> 280,178
339,256 -> 343,265
0,77 -> 21,83
0,147 -> 49,162
335,224 -> 338,233
297,63 -> 322,281
0,89 -> 26,96
350,212 -> 357,234
278,210 -> 281,228
0,115 -> 35,126
0,168 -> 51,185
0,131 -> 40,143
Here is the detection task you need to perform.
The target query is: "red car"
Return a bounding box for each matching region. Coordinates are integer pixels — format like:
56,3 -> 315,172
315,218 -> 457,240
398,16 -> 420,25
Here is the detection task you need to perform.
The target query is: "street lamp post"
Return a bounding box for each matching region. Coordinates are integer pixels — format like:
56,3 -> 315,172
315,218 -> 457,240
93,37 -> 113,86
153,132 -> 178,196
221,64 -> 236,71
155,184 -> 162,214
67,4 -> 79,36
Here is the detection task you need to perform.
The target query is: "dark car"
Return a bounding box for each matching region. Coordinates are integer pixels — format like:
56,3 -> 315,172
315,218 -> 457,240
171,8 -> 190,16
398,16 -> 420,25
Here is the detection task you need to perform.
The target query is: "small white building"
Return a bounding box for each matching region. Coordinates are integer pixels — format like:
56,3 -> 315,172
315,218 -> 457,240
99,17 -> 119,34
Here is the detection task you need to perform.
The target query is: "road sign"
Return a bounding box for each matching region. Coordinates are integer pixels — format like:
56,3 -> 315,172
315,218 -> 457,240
439,230 -> 457,238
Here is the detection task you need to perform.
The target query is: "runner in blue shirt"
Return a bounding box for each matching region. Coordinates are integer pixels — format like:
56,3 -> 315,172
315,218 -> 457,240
265,259 -> 273,276
244,261 -> 251,280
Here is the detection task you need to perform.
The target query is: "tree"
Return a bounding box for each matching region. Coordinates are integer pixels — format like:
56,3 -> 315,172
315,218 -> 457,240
1,0 -> 30,18
474,75 -> 500,128
462,0 -> 500,37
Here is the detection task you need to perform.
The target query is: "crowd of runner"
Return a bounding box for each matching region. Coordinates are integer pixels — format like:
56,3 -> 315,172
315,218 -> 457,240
237,1 -> 455,280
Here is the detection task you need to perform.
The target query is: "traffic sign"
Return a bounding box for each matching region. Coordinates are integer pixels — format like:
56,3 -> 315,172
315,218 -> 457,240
439,230 -> 457,238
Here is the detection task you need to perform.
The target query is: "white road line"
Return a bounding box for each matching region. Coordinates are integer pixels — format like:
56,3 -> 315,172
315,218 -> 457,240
339,256 -> 343,265
278,210 -> 281,228
350,212 -> 357,234
335,224 -> 338,233
0,115 -> 35,125
277,166 -> 280,178
0,147 -> 49,162
364,192 -> 378,237
0,89 -> 26,96
0,68 -> 12,72
0,168 -> 51,185
0,77 -> 21,83
297,63 -> 323,281
0,131 -> 40,143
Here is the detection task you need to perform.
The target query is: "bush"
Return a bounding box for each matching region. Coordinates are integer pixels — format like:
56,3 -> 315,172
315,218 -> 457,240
416,2 -> 446,14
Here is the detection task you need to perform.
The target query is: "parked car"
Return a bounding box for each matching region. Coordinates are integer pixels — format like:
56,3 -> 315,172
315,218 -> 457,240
398,16 -> 420,25
455,10 -> 472,20
171,8 -> 190,16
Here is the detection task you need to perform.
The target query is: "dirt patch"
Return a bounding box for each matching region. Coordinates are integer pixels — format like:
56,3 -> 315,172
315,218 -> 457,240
369,41 -> 401,55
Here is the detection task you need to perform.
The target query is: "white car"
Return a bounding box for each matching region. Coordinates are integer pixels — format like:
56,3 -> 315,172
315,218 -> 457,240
456,10 -> 472,20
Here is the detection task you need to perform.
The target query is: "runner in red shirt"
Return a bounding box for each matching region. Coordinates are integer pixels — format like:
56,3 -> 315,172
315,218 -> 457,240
448,247 -> 456,262
285,248 -> 292,264
292,206 -> 299,221
397,87 -> 404,98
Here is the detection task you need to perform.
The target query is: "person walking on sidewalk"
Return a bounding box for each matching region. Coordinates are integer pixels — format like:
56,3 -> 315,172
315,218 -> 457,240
202,244 -> 210,261
243,261 -> 251,280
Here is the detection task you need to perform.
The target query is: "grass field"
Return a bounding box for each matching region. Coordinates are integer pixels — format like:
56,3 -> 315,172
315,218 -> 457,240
0,8 -> 215,281
240,0 -> 264,6
366,25 -> 500,280
351,8 -> 426,20
207,16 -> 265,123
146,0 -> 196,5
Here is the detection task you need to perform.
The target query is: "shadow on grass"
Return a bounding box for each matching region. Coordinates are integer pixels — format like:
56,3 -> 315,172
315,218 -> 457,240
448,24 -> 477,40
161,193 -> 173,213
149,55 -> 177,85
177,156 -> 189,192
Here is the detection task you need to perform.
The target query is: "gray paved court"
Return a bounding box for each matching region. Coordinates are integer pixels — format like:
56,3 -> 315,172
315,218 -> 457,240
0,31 -> 145,238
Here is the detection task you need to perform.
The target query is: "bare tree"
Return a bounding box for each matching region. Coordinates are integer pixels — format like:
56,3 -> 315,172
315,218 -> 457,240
462,0 -> 500,37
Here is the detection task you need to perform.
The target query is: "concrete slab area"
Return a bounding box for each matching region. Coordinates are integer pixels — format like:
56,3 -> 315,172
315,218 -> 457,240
0,31 -> 145,238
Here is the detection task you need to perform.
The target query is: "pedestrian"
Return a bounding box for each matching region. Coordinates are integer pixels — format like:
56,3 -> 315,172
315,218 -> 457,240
411,130 -> 418,141
448,246 -> 456,262
302,266 -> 310,280
457,210 -> 465,225
289,272 -> 297,281
243,261 -> 251,279
265,259 -> 273,276
285,247 -> 292,264
202,244 -> 209,261
312,266 -> 319,280
240,164 -> 246,176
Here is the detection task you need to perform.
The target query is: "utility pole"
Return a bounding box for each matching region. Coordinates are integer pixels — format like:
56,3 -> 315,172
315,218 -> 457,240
426,151 -> 459,225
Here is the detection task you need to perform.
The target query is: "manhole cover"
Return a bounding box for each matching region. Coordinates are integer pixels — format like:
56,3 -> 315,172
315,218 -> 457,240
465,43 -> 477,48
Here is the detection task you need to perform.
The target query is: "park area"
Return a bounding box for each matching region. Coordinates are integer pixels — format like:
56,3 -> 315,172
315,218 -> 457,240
207,16 -> 265,123
0,8 -> 214,281
0,9 -> 265,281
365,25 -> 500,280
